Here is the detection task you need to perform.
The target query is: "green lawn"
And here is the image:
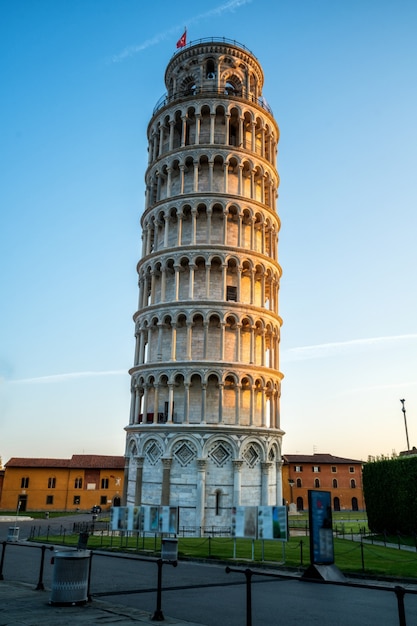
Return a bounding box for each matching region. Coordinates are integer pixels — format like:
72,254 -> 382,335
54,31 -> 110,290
31,529 -> 417,581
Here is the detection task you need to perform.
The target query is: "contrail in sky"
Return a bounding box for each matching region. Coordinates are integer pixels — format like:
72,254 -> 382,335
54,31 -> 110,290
112,0 -> 253,62
9,371 -> 126,385
7,334 -> 417,384
284,334 -> 417,362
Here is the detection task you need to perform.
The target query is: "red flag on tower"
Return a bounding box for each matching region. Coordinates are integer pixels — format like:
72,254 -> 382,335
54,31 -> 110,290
176,29 -> 187,49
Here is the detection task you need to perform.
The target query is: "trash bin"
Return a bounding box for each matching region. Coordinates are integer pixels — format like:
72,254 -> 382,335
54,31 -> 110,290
77,532 -> 89,549
161,538 -> 178,562
50,550 -> 90,606
45,511 -> 49,519
7,527 -> 19,542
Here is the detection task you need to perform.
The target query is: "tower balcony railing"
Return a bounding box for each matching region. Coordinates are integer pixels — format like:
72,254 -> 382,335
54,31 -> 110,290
152,86 -> 273,116
171,36 -> 256,58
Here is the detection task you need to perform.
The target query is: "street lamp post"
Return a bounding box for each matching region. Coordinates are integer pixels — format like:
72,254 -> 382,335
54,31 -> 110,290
14,500 -> 21,530
400,399 -> 410,452
288,479 -> 294,505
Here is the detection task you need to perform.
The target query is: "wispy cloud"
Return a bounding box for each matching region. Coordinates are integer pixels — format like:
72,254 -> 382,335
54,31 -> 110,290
8,370 -> 126,385
111,0 -> 253,62
284,334 -> 417,362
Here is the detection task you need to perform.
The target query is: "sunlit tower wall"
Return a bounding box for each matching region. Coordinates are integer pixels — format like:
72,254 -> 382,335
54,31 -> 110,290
124,38 -> 284,529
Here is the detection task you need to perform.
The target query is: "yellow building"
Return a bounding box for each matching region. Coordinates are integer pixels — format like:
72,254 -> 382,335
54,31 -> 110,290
0,455 -> 125,513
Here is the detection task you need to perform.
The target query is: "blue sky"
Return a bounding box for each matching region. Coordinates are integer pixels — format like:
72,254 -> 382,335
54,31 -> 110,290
1,0 -> 417,464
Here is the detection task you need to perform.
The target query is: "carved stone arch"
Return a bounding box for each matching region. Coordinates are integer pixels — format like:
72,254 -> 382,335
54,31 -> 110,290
179,73 -> 199,96
169,434 -> 200,465
224,74 -> 243,97
241,437 -> 266,465
241,372 -> 254,387
127,438 -> 138,457
143,436 -> 165,465
267,440 -> 281,463
226,155 -> 240,174
207,253 -> 223,269
204,56 -> 217,80
225,312 -> 239,328
203,434 -> 237,464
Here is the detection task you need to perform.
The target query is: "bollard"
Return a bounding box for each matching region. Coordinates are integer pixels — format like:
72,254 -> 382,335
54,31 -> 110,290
394,586 -> 407,626
226,566 -> 254,626
36,545 -> 53,590
152,557 -> 178,621
0,542 -> 6,581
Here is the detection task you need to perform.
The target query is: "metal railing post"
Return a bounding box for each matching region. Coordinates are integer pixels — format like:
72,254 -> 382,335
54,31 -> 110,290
0,541 -> 6,580
394,586 -> 407,626
152,558 -> 164,621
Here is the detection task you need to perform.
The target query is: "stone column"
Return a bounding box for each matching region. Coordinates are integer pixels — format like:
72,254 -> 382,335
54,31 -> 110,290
161,266 -> 167,302
276,460 -> 283,506
142,384 -> 149,422
134,384 -> 141,423
167,383 -> 175,422
170,323 -> 177,361
201,383 -> 207,424
186,322 -> 192,360
232,460 -> 243,507
220,321 -> 225,361
135,456 -> 144,505
122,457 -> 129,506
218,382 -> 224,423
129,383 -> 136,424
195,114 -> 201,144
208,159 -> 214,191
181,116 -> 187,147
184,382 -> 190,423
188,263 -> 196,299
261,462 -> 272,505
235,383 -> 241,425
193,161 -> 199,193
153,384 -> 159,424
157,323 -> 163,361
191,208 -> 197,244
210,113 -> 215,144
161,458 -> 172,506
196,459 -> 207,531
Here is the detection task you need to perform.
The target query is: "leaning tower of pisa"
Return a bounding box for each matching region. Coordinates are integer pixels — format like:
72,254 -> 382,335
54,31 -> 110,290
124,38 -> 283,529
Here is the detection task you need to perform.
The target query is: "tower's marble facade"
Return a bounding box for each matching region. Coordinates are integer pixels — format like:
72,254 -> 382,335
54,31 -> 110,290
124,38 -> 284,529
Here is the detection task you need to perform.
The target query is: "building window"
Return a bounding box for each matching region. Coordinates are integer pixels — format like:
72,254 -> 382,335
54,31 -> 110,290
101,478 -> 109,489
331,466 -> 337,473
100,496 -> 107,506
294,466 -> 303,472
226,286 -> 237,301
312,466 -> 320,473
73,496 -> 81,505
46,495 -> 54,505
296,478 -> 302,488
332,479 -> 338,488
21,477 -> 29,489
314,478 -> 320,488
215,490 -> 221,515
350,479 -> 356,488
74,477 -> 83,489
349,466 -> 355,473
48,477 -> 56,489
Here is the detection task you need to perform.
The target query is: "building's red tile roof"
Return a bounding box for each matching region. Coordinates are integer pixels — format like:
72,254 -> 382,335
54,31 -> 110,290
5,455 -> 125,469
69,455 -> 125,469
5,458 -> 71,468
283,453 -> 363,465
